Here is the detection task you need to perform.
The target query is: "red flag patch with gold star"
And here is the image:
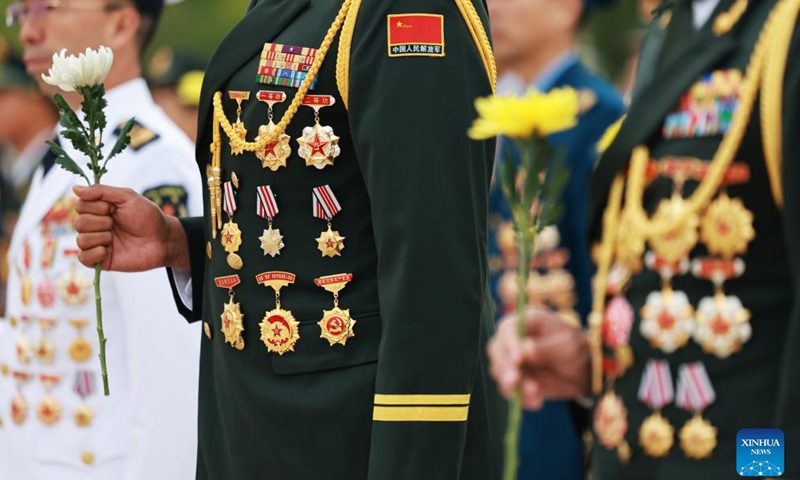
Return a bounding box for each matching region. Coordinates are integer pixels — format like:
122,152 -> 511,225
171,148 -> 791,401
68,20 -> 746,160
387,14 -> 445,58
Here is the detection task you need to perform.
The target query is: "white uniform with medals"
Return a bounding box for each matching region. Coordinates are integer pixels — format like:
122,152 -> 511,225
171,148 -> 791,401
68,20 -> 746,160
0,78 -> 202,480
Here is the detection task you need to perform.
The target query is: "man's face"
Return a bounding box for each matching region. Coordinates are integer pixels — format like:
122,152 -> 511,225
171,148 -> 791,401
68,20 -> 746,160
488,0 -> 567,66
14,0 -> 122,94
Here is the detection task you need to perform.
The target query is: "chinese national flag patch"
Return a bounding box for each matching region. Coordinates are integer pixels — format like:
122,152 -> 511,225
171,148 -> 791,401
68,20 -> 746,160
387,14 -> 445,58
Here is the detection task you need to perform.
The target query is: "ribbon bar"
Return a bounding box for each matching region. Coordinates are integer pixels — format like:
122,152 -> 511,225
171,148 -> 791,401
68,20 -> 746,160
637,359 -> 674,410
257,91 -> 287,103
302,95 -> 335,107
312,185 -> 342,221
676,362 -> 716,413
74,370 -> 95,399
315,273 -> 354,287
228,91 -> 251,101
223,181 -> 237,216
256,271 -> 296,284
256,185 -> 279,220
214,275 -> 241,289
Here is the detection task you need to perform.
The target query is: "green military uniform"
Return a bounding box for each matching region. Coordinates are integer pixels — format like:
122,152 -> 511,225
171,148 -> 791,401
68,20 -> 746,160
168,0 -> 505,478
588,0 -> 800,478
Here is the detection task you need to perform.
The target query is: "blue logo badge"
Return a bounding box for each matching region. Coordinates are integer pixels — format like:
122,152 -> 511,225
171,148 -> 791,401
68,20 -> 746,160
737,428 -> 784,476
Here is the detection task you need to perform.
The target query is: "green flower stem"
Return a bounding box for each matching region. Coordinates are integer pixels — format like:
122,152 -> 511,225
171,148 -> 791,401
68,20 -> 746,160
94,262 -> 109,395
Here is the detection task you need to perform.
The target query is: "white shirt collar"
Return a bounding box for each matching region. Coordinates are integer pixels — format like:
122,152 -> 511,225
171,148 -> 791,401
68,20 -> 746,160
693,0 -> 721,30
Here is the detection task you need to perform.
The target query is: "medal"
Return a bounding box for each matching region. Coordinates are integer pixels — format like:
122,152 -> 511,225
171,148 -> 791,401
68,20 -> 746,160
73,370 -> 95,427
256,185 -> 284,257
297,95 -> 341,169
227,91 -> 250,155
637,360 -> 675,458
35,318 -> 57,364
215,275 -> 245,350
640,254 -> 694,353
16,316 -> 33,365
256,272 -> 299,355
312,185 -> 345,257
68,319 -> 93,362
41,236 -> 57,270
648,195 -> 699,264
58,251 -> 92,305
692,258 -> 751,358
615,213 -> 646,273
699,193 -> 755,260
315,273 -> 356,346
15,264 -> 32,306
11,371 -> 32,425
676,363 -> 718,459
37,374 -> 62,425
254,91 -> 292,170
220,180 -> 244,270
37,278 -> 57,308
593,391 -> 631,463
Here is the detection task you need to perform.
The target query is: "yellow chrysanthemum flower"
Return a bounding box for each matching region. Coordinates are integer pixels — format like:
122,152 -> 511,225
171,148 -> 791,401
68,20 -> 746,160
597,115 -> 626,154
468,87 -> 580,140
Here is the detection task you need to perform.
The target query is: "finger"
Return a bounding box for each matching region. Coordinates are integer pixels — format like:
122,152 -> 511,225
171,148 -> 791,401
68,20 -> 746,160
76,232 -> 113,251
526,329 -> 582,366
520,378 -> 544,410
524,306 -> 569,337
73,184 -> 138,205
496,368 -> 521,400
74,198 -> 115,216
77,246 -> 110,268
74,214 -> 114,233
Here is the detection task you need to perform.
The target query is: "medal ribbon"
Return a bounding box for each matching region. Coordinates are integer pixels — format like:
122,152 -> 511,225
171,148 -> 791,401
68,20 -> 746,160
74,370 -> 94,399
256,185 -> 279,220
637,359 -> 674,409
676,362 -> 716,413
312,185 -> 342,221
223,181 -> 237,216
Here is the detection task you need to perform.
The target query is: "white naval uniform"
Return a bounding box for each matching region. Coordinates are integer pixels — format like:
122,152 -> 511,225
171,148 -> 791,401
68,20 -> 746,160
0,78 -> 202,480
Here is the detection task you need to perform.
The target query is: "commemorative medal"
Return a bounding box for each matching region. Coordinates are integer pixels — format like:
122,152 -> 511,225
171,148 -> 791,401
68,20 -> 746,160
315,274 -> 356,346
58,251 -> 92,305
73,370 -> 95,427
68,319 -> 93,362
256,272 -> 299,355
593,391 -> 630,457
37,278 -> 57,308
215,275 -> 245,350
11,371 -> 32,425
640,254 -> 694,353
16,316 -> 33,365
36,374 -> 62,425
675,363 -> 718,459
227,91 -> 250,155
699,193 -> 754,260
256,185 -> 284,257
255,91 -> 291,170
297,95 -> 341,169
41,237 -> 57,270
312,185 -> 345,257
648,195 -> 699,265
220,180 -> 244,270
637,360 -> 675,458
35,318 -> 57,364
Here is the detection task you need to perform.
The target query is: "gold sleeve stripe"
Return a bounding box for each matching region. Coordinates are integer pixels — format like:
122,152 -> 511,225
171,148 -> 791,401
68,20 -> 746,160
374,394 -> 471,405
454,0 -> 498,92
373,406 -> 469,422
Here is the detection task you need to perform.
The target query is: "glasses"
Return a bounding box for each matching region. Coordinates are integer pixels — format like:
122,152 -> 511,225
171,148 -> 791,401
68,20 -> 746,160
6,0 -> 127,27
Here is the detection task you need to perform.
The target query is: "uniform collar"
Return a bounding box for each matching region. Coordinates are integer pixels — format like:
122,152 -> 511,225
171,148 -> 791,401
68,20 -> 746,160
103,78 -> 154,126
496,50 -> 579,96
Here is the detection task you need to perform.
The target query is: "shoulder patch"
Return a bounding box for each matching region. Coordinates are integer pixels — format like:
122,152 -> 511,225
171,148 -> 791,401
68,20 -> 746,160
142,185 -> 188,217
387,14 -> 445,58
114,120 -> 160,152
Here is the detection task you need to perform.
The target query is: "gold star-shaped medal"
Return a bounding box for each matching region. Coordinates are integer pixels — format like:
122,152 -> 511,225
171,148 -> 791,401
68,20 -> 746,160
297,124 -> 341,170
316,227 -> 345,258
259,228 -> 284,257
255,123 -> 292,171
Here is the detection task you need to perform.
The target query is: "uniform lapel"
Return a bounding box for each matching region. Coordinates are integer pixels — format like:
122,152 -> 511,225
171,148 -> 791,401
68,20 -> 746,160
195,0 -> 311,160
589,0 -> 738,225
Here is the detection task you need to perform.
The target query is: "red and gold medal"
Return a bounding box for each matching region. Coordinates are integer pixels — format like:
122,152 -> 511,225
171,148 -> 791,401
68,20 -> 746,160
57,251 -> 92,305
15,264 -> 32,306
256,272 -> 299,355
313,185 -> 345,257
676,362 -> 718,459
254,91 -> 291,170
216,275 -> 245,350
315,274 -> 356,346
41,236 -> 58,270
37,374 -> 62,426
648,194 -> 699,264
37,278 -> 57,308
73,370 -> 95,427
256,185 -> 284,257
11,371 -> 32,425
15,316 -> 33,365
35,318 -> 57,364
68,319 -> 93,362
640,254 -> 694,353
637,359 -> 675,458
593,391 -> 631,463
297,95 -> 341,169
220,180 -> 244,270
227,91 -> 250,155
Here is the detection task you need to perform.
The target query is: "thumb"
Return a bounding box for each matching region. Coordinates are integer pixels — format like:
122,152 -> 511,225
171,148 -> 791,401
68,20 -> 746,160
73,184 -> 136,205
525,330 -> 577,367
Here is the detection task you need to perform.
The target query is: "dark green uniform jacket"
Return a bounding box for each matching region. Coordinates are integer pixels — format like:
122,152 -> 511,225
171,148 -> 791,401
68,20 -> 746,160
168,0 -> 506,478
589,0 -> 800,478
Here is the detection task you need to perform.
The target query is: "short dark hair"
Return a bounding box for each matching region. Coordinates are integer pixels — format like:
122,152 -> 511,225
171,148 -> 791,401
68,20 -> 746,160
135,10 -> 161,56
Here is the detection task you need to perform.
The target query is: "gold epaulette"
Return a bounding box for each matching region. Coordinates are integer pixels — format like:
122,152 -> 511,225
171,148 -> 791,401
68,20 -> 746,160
373,394 -> 470,422
116,120 -> 159,151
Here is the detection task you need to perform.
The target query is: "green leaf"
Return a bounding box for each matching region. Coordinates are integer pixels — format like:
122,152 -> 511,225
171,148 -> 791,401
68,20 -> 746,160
53,94 -> 82,131
46,140 -> 90,184
108,118 -> 134,161
536,147 -> 571,229
499,152 -> 519,205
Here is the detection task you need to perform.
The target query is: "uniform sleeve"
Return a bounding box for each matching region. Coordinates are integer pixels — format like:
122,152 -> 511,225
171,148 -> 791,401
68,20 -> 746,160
347,1 -> 495,478
773,22 -> 800,474
167,216 -> 206,322
109,142 -> 202,480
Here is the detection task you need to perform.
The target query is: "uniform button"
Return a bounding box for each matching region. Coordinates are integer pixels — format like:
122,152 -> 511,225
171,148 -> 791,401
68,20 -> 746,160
81,451 -> 95,466
206,242 -> 212,259
0,364 -> 8,376
204,322 -> 212,340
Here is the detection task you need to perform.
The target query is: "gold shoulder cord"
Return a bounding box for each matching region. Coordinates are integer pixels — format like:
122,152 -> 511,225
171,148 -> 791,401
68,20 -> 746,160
453,0 -> 497,93
589,0 -> 800,394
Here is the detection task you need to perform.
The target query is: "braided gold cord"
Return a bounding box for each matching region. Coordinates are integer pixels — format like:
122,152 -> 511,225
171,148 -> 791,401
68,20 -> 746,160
213,0 -> 353,153
454,0 -> 498,92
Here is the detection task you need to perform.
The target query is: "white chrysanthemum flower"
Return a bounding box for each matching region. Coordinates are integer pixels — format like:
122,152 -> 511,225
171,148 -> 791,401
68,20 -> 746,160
41,46 -> 113,92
